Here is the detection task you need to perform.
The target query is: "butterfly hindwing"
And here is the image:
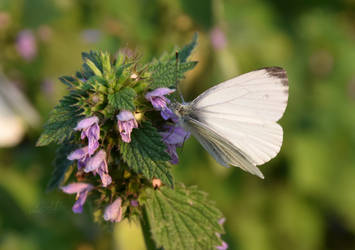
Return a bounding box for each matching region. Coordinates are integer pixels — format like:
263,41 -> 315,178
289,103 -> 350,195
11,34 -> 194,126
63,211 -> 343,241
183,117 -> 264,178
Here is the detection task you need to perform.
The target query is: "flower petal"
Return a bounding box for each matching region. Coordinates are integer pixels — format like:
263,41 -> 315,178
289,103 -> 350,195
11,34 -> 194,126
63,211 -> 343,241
130,200 -> 139,207
74,116 -> 99,131
60,182 -> 93,194
67,146 -> 89,161
104,198 -> 123,222
117,111 -> 138,143
160,126 -> 190,145
72,189 -> 90,214
145,88 -> 175,99
97,161 -> 112,187
166,144 -> 179,164
84,150 -> 106,173
116,110 -> 135,122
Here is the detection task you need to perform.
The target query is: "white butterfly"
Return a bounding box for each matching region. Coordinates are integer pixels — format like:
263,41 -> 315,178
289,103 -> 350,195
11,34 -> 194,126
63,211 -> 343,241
172,67 -> 289,179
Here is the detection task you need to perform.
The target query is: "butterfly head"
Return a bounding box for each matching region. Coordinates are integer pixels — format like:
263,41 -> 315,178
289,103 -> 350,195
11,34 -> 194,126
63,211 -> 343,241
169,102 -> 192,121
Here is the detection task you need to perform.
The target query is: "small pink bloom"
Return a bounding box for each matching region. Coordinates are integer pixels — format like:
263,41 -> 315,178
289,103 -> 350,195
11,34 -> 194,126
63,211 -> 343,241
210,27 -> 227,50
160,125 -> 190,164
116,111 -> 138,143
61,183 -> 93,214
145,88 -> 176,120
16,30 -> 37,61
67,146 -> 90,170
104,197 -> 123,223
74,116 -> 100,155
85,150 -> 112,187
130,200 -> 139,207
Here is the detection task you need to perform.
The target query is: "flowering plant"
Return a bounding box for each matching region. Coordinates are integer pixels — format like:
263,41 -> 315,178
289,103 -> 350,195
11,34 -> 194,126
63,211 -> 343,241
37,34 -> 227,250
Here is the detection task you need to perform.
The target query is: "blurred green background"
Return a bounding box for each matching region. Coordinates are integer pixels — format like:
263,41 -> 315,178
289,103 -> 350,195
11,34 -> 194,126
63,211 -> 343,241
1,0 -> 355,249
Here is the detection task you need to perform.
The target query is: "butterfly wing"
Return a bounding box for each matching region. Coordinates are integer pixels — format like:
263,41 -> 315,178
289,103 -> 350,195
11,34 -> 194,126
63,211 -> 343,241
186,67 -> 288,172
184,117 -> 265,178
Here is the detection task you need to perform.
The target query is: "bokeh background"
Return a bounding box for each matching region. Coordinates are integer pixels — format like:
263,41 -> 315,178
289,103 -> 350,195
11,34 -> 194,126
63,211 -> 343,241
1,0 -> 355,249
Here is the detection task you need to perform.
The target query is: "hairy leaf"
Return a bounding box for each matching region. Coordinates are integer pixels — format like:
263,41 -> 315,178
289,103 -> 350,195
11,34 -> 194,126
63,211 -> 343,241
120,122 -> 173,187
143,183 -> 224,250
47,143 -> 77,191
59,76 -> 78,87
149,61 -> 197,89
81,51 -> 103,79
108,87 -> 137,111
179,33 -> 198,63
36,93 -> 84,146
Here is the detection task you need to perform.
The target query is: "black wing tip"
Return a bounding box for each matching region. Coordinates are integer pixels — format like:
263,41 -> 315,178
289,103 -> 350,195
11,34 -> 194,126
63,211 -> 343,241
263,66 -> 289,87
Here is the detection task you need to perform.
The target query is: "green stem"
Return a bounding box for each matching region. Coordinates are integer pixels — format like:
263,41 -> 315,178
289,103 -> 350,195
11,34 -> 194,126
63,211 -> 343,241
140,206 -> 158,250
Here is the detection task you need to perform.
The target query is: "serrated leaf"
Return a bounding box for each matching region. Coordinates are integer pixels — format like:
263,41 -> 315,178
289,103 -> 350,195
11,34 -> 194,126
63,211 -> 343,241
81,51 -> 103,79
59,76 -> 78,87
36,94 -> 84,146
143,183 -> 224,250
47,143 -> 77,191
108,87 -> 137,111
179,33 -> 198,63
86,75 -> 108,89
120,121 -> 173,187
149,61 -> 197,89
85,59 -> 103,77
100,51 -> 112,77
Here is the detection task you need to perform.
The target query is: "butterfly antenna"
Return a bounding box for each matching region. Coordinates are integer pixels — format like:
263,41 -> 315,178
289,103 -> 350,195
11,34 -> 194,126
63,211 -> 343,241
175,51 -> 185,104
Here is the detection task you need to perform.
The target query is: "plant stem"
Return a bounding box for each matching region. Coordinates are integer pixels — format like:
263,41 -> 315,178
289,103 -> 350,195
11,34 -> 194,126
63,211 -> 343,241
140,206 -> 157,250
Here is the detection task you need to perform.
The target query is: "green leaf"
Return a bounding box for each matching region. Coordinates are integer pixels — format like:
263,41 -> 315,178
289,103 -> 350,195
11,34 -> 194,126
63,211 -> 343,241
100,51 -> 112,77
120,121 -> 173,187
59,76 -> 78,87
143,183 -> 224,250
85,59 -> 103,77
81,51 -> 103,79
36,93 -> 84,146
149,61 -> 197,89
47,143 -> 76,191
179,33 -> 198,63
108,87 -> 137,111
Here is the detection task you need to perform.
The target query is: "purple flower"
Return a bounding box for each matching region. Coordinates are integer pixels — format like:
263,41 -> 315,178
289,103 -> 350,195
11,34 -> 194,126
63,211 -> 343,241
74,116 -> 100,155
210,27 -> 227,50
160,125 -> 190,164
130,200 -> 139,207
16,30 -> 37,61
85,150 -> 112,187
145,88 -> 176,120
61,183 -> 93,214
81,29 -> 102,44
216,218 -> 228,250
67,146 -> 89,170
116,110 -> 138,143
104,197 -> 123,223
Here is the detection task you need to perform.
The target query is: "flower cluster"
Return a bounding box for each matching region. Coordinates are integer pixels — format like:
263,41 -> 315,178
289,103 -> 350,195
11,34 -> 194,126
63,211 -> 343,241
39,38 -> 227,249
62,116 -> 114,214
60,87 -> 189,219
60,83 -> 190,219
